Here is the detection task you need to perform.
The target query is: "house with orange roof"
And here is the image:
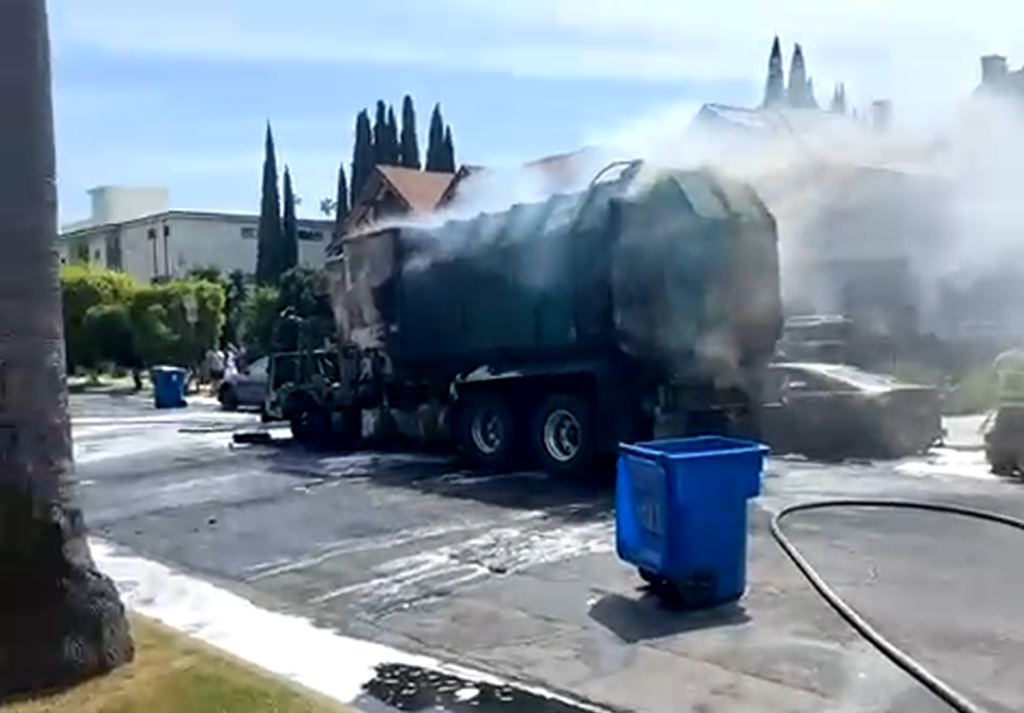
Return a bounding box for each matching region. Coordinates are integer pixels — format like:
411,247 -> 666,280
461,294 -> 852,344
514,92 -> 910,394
346,165 -> 458,233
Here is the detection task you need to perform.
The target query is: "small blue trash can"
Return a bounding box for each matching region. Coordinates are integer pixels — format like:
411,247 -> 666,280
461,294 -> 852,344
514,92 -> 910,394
616,435 -> 767,608
151,365 -> 188,409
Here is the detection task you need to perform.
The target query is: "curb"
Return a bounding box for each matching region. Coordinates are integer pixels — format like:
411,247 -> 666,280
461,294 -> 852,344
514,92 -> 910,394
91,538 -> 611,713
939,444 -> 986,452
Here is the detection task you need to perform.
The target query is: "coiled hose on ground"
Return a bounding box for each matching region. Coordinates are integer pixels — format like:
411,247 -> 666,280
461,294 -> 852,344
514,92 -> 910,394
771,499 -> 1024,713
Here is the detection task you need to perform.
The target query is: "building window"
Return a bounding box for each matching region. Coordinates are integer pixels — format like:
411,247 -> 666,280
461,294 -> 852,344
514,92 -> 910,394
298,229 -> 323,242
240,226 -> 257,239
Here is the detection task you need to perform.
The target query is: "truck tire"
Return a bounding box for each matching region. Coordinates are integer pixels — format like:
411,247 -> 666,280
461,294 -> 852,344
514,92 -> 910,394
530,393 -> 594,478
290,406 -> 331,448
290,409 -> 315,445
218,384 -> 239,412
459,393 -> 516,471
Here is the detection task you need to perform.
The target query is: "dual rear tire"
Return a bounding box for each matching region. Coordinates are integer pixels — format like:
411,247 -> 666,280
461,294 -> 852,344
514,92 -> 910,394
459,391 -> 594,477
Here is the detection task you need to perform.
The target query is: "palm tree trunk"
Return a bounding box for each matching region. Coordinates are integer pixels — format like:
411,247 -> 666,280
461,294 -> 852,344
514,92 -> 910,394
0,0 -> 133,697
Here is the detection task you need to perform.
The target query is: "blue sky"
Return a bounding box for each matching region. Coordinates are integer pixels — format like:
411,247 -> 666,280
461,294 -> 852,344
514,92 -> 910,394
48,0 -> 1019,223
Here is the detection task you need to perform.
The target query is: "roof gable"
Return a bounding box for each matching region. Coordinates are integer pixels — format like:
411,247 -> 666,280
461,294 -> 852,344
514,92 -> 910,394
344,165 -> 456,232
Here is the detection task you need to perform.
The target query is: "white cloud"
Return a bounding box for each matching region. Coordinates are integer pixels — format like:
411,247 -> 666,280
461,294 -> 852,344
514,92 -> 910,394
49,0 -> 1024,108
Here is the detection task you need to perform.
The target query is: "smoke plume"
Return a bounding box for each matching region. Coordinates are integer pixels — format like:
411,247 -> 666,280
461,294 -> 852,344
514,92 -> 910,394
591,83 -> 1024,343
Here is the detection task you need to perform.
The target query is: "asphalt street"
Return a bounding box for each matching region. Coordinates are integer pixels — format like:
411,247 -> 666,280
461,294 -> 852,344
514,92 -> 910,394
72,393 -> 1023,713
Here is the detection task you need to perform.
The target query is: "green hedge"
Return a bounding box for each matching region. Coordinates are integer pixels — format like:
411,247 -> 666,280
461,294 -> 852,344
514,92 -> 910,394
61,264 -> 335,374
61,266 -> 225,373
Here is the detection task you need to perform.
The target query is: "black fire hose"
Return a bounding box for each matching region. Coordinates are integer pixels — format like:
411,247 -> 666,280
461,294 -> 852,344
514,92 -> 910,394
771,499 -> 1024,713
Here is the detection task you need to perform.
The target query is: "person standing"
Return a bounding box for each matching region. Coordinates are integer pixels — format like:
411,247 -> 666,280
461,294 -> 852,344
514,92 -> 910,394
985,347 -> 1024,475
205,347 -> 225,390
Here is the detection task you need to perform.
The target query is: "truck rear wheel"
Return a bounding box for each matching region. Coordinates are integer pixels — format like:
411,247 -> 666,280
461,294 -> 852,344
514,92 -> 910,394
459,394 -> 516,471
290,406 -> 331,448
530,393 -> 594,478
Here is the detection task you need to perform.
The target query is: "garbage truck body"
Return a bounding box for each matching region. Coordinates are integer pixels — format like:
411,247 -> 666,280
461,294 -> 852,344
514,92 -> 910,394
273,161 -> 783,477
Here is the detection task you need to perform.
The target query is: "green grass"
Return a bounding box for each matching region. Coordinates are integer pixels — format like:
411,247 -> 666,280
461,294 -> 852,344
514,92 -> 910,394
7,616 -> 353,713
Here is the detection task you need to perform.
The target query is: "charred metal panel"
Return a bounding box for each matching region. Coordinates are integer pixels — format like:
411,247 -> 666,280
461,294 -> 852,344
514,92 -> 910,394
327,228 -> 398,350
327,162 -> 782,386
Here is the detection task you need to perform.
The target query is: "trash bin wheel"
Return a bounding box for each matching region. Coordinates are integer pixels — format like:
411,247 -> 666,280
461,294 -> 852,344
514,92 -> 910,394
664,571 -> 720,609
638,568 -> 663,586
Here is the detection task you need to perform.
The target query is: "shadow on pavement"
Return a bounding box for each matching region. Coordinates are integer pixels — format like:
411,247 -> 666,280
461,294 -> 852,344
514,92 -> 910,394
588,590 -> 749,644
249,438 -> 616,524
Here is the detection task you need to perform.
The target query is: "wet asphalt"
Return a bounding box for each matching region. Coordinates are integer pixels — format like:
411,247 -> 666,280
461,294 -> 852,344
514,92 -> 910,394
71,393 -> 1024,713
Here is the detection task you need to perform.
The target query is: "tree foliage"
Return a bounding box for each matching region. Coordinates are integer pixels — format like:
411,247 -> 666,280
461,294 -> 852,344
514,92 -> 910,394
255,123 -> 283,284
81,303 -> 137,370
61,266 -> 225,374
60,264 -> 137,370
350,109 -> 374,207
272,266 -> 334,352
399,95 -> 420,169
762,35 -> 785,108
281,167 -> 299,274
425,103 -> 447,171
333,163 -> 350,238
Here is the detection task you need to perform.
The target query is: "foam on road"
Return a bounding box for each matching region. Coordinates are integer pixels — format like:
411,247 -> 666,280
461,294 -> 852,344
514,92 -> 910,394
69,395 -> 1024,713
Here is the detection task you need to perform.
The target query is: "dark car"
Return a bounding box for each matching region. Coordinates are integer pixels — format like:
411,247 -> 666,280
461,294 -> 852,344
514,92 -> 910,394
762,362 -> 945,460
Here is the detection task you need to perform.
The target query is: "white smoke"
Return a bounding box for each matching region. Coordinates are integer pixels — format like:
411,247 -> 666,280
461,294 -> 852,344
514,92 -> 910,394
583,78 -> 1024,344
353,40 -> 1024,351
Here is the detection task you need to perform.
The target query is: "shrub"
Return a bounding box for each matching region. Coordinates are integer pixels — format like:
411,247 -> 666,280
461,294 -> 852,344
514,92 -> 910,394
81,303 -> 138,370
240,286 -> 280,357
129,280 -> 225,369
60,265 -> 137,372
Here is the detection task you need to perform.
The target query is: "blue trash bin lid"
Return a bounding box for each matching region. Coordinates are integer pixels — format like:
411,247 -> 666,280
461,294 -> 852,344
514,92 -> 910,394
152,365 -> 188,375
620,436 -> 767,461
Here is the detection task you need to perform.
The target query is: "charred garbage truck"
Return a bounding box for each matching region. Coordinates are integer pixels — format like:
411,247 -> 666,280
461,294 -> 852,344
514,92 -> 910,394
266,160 -> 783,477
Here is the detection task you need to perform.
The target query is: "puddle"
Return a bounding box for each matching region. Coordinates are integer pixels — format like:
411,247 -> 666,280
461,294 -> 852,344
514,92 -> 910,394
356,662 -> 605,713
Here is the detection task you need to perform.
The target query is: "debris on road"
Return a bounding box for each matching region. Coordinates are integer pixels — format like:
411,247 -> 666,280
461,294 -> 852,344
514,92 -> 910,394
233,431 -> 274,445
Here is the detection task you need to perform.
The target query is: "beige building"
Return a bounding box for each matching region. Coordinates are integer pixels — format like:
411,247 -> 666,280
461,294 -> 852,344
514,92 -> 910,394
60,185 -> 331,282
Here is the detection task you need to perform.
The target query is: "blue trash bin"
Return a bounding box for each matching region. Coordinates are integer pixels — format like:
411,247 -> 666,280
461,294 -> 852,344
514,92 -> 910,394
616,435 -> 767,608
151,365 -> 188,409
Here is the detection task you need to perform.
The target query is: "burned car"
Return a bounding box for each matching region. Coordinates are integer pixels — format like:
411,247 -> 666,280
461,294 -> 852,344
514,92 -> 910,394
762,362 -> 944,460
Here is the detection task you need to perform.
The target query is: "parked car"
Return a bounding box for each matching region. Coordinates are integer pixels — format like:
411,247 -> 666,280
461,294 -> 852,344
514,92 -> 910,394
762,362 -> 944,460
218,356 -> 269,412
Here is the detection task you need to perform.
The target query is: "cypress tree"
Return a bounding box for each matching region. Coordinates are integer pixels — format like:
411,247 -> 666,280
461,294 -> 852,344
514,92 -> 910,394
399,94 -> 421,169
762,36 -> 785,108
787,43 -> 812,108
372,100 -> 388,165
805,76 -> 819,109
333,163 -> 350,240
830,83 -> 847,114
255,122 -> 283,284
350,109 -> 374,206
425,103 -> 446,171
440,125 -> 456,172
384,105 -> 400,164
281,166 -> 299,274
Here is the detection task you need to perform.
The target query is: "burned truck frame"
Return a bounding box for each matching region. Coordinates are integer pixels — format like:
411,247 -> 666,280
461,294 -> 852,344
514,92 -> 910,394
273,161 -> 783,477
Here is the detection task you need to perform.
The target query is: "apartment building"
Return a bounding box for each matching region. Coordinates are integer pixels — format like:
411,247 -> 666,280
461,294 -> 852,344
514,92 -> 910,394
60,185 -> 331,282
